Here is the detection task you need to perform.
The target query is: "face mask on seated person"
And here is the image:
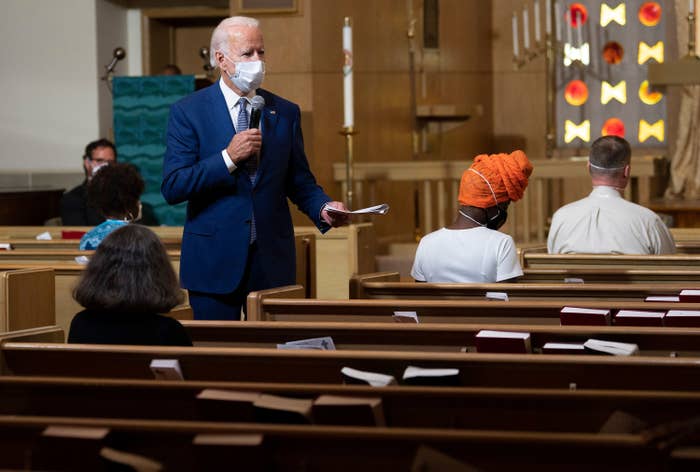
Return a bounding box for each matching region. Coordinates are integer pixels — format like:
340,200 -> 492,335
469,168 -> 509,230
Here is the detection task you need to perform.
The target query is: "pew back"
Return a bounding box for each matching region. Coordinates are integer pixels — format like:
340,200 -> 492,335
0,269 -> 55,331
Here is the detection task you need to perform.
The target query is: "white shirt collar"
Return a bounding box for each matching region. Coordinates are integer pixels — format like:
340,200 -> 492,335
219,77 -> 251,110
590,185 -> 623,198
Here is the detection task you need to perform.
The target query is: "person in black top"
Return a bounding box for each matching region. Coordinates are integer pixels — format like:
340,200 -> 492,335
68,224 -> 191,346
61,139 -> 117,226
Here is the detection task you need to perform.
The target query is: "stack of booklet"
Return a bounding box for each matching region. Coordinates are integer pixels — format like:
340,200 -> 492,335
277,336 -> 335,350
340,366 -> 460,387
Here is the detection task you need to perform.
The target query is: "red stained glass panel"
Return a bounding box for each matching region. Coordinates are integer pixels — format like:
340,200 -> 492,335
639,2 -> 662,27
564,80 -> 589,106
602,118 -> 625,138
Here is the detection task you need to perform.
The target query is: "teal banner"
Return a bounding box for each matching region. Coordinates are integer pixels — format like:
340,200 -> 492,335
112,76 -> 194,225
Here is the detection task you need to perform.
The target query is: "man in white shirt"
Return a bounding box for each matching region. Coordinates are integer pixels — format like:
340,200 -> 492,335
411,150 -> 532,283
547,136 -> 675,255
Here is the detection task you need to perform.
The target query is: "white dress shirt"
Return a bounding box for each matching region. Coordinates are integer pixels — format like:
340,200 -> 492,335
547,186 -> 676,254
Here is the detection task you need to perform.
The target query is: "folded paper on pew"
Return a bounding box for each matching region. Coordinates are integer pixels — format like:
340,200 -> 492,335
583,339 -> 639,356
35,231 -> 52,241
149,359 -> 184,380
664,310 -> 700,327
485,292 -> 509,301
560,306 -> 611,326
341,366 -> 397,387
541,342 -> 586,354
277,336 -> 336,350
42,425 -> 110,439
253,394 -> 313,424
312,395 -> 386,426
614,310 -> 666,327
475,330 -> 532,354
679,290 -> 700,303
0,243 -> 12,250
100,447 -> 163,472
402,366 -> 460,386
393,311 -> 419,323
645,295 -> 680,303
75,255 -> 90,265
564,277 -> 585,284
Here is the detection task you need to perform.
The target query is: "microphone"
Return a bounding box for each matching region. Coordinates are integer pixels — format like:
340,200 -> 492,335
105,47 -> 126,75
249,95 -> 265,129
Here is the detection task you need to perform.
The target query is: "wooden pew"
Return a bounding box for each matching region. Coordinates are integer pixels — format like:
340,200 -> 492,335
349,272 -> 695,300
0,268 -> 55,331
3,342 -> 700,391
0,375 -> 698,434
182,321 -> 700,356
521,268 -> 700,284
522,251 -> 700,271
0,414 -> 672,472
247,286 -> 700,325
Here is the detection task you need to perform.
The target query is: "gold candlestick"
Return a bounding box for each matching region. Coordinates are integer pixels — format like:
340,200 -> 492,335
340,126 -> 358,209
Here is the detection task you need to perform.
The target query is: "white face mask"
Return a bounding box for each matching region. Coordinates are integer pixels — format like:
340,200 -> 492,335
226,58 -> 265,94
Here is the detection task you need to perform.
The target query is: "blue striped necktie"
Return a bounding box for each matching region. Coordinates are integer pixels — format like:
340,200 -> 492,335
237,97 -> 257,243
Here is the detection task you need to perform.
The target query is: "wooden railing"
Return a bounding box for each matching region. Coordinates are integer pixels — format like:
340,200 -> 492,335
333,156 -> 662,243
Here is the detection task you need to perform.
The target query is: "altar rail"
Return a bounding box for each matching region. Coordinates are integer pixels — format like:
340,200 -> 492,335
333,156 -> 662,243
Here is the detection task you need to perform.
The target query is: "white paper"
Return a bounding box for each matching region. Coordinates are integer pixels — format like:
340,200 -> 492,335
645,296 -> 679,302
0,243 -> 12,250
476,330 -> 530,339
583,339 -> 639,356
341,367 -> 396,387
392,311 -> 419,323
324,203 -> 389,215
403,365 -> 459,379
564,277 -> 585,284
680,289 -> 700,296
75,256 -> 90,265
485,291 -> 509,301
561,306 -> 610,315
35,231 -> 52,240
278,336 -> 336,350
149,359 -> 184,380
542,342 -> 585,350
666,310 -> 700,317
615,310 -> 665,318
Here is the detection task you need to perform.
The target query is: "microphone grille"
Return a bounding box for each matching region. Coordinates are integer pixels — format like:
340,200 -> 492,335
251,95 -> 265,110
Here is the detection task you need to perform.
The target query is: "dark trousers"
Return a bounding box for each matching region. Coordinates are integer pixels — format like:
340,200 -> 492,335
188,242 -> 269,320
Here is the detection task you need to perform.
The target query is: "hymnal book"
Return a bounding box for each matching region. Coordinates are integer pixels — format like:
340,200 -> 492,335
253,394 -> 313,424
149,359 -> 184,380
277,336 -> 336,350
645,295 -> 680,303
664,310 -> 700,327
61,230 -> 87,239
614,310 -> 666,327
485,291 -> 509,301
392,311 -> 419,323
560,306 -> 611,326
312,395 -> 386,426
474,330 -> 532,354
583,339 -> 639,356
402,366 -> 460,386
196,389 -> 260,422
541,342 -> 586,354
679,290 -> 700,303
0,243 -> 12,251
341,367 -> 397,387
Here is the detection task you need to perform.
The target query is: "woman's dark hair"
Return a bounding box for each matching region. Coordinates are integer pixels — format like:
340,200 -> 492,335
87,162 -> 144,219
73,225 -> 183,313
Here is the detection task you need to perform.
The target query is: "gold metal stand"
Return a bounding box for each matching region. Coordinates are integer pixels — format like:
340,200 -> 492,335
340,126 -> 357,209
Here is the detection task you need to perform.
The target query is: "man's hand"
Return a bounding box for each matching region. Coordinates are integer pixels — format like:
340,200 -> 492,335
226,129 -> 262,165
321,201 -> 351,227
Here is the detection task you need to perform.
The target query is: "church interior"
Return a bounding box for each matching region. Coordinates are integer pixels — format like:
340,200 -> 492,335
1,0 -> 700,469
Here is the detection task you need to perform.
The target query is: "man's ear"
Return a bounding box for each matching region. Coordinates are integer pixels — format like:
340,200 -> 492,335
623,164 -> 631,178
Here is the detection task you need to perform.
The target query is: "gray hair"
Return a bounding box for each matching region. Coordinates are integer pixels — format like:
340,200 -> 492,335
210,16 -> 260,67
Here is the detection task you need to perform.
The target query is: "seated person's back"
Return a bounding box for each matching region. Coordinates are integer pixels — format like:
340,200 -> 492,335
79,163 -> 145,250
69,224 -> 191,346
411,150 -> 533,283
547,136 -> 675,254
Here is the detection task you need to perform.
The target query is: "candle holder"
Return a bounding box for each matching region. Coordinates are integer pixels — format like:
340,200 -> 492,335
687,11 -> 699,59
340,126 -> 358,209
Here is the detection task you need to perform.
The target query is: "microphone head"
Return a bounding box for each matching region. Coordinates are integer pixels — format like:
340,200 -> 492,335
113,47 -> 126,60
251,95 -> 265,111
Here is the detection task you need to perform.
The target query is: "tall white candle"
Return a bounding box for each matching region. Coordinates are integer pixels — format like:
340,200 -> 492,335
555,1 -> 562,41
523,6 -> 530,50
534,0 -> 541,43
545,0 -> 552,34
342,17 -> 354,128
512,12 -> 520,57
691,0 -> 695,14
576,10 -> 582,46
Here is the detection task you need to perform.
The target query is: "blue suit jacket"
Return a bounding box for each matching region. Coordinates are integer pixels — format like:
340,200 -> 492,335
162,84 -> 331,294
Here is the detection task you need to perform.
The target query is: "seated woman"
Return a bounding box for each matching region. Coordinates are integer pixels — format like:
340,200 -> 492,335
411,150 -> 533,283
69,224 -> 192,346
79,163 -> 144,250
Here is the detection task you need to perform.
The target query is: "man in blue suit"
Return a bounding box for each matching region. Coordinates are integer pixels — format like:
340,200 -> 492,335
162,16 -> 349,320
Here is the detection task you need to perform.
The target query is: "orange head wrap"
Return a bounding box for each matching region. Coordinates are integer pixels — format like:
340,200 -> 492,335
458,150 -> 533,208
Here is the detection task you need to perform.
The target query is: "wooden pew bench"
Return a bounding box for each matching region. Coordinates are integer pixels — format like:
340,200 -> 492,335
522,252 -> 700,271
349,272 -> 696,300
521,268 -> 700,284
3,342 -> 700,391
0,268 -> 55,331
0,376 -> 698,434
182,321 -> 700,356
0,414 -> 672,471
247,287 -> 700,325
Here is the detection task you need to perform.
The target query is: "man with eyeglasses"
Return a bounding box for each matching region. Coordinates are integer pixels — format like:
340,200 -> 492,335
60,138 -> 117,226
547,135 -> 675,254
